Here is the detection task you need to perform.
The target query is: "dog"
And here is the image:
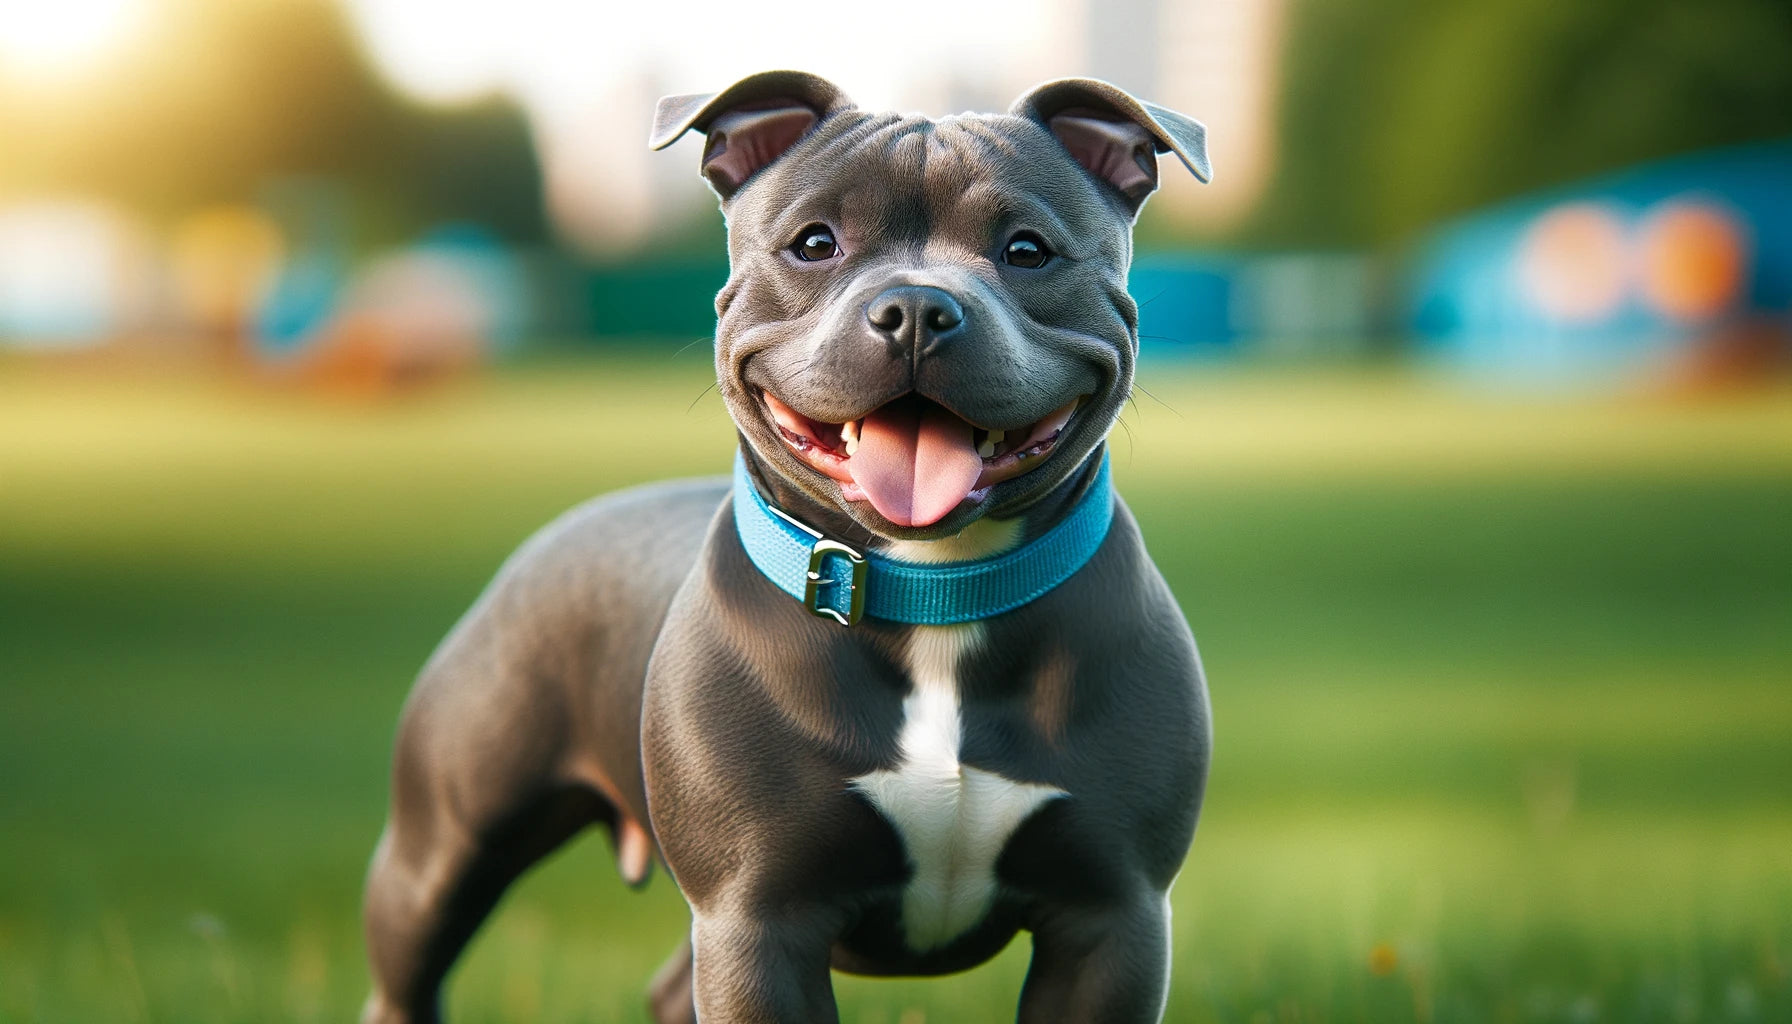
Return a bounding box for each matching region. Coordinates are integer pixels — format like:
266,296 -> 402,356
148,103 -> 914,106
362,70 -> 1212,1024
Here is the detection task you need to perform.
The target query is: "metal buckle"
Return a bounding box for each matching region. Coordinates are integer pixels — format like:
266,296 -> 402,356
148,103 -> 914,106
765,502 -> 867,626
804,539 -> 867,626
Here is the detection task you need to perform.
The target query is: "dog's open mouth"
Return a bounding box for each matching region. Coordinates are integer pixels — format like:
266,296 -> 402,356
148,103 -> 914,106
760,390 -> 1084,528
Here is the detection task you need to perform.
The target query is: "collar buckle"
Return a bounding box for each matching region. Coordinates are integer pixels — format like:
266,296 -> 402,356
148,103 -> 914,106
804,539 -> 867,626
764,500 -> 868,626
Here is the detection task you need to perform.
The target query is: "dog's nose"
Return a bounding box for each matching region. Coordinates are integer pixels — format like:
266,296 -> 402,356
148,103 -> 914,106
866,286 -> 964,352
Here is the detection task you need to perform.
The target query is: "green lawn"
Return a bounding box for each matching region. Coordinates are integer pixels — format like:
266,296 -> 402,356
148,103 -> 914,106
2,353 -> 1789,1023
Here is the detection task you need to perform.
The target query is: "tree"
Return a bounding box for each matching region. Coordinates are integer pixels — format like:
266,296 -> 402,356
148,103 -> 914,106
1244,0 -> 1792,247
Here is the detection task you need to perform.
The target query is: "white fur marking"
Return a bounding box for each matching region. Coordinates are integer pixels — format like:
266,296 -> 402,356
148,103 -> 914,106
851,624 -> 1065,951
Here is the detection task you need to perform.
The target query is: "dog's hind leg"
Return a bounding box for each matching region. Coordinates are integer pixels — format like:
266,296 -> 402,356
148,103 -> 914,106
361,774 -> 607,1024
360,607 -> 619,1024
361,482 -> 715,1023
646,936 -> 697,1024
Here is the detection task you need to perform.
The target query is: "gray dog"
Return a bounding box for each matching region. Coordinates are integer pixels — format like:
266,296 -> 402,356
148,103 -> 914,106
362,70 -> 1212,1024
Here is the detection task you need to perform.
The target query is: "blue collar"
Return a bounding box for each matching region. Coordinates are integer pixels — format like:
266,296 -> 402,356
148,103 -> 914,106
731,451 -> 1114,626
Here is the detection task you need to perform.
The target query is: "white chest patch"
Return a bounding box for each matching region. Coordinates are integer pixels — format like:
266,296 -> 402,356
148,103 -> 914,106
851,624 -> 1066,951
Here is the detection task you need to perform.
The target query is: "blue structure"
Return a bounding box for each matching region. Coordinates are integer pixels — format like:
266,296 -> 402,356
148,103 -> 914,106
1129,254 -> 1241,354
1129,251 -> 1375,360
1406,139 -> 1792,383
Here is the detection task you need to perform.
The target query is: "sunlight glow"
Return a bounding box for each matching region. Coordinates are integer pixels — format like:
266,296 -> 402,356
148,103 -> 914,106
0,0 -> 149,79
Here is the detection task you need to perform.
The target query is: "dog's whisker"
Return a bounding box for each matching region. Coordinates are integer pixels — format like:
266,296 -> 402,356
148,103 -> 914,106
673,335 -> 717,358
1115,415 -> 1136,462
686,381 -> 718,413
1131,380 -> 1182,418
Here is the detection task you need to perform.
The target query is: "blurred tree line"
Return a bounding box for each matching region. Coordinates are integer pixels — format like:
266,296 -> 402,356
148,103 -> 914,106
1250,0 -> 1792,247
0,0 -> 544,246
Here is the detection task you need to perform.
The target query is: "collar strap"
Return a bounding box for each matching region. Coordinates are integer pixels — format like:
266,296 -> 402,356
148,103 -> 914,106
731,451 -> 1114,626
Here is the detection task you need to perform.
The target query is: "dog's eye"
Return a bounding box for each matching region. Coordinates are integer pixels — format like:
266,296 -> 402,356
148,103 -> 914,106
1003,233 -> 1051,269
793,227 -> 839,262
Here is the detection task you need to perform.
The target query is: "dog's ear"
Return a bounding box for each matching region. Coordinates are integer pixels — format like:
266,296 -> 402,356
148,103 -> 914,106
649,70 -> 854,199
1010,77 -> 1210,216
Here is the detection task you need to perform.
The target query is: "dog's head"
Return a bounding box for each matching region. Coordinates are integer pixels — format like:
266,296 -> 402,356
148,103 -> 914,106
651,70 -> 1209,539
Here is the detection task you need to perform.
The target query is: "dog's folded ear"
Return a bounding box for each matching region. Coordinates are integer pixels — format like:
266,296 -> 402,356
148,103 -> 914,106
649,70 -> 855,199
1010,78 -> 1210,215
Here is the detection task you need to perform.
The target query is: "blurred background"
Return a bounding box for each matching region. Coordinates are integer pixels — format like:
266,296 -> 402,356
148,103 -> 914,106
1,0 -> 1789,1021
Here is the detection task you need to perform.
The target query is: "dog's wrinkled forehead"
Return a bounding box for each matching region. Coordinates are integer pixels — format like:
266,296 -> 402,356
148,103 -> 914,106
730,112 -> 1115,251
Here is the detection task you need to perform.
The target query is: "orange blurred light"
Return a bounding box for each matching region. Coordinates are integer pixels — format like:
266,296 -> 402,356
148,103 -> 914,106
0,0 -> 148,80
1636,199 -> 1748,322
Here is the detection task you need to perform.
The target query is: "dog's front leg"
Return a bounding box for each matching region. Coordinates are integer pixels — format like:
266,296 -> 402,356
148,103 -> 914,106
1017,893 -> 1175,1024
688,910 -> 842,1024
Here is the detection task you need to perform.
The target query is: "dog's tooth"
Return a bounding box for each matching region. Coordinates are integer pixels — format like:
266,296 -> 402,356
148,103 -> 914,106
842,419 -> 860,456
977,428 -> 1004,459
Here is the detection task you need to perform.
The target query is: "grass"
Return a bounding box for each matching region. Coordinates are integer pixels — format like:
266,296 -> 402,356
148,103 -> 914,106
1,352 -> 1789,1022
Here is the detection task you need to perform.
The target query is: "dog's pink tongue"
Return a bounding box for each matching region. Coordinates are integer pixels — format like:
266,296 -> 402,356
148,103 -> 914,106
850,398 -> 983,527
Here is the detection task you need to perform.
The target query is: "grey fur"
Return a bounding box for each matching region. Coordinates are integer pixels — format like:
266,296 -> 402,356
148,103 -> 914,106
363,71 -> 1211,1024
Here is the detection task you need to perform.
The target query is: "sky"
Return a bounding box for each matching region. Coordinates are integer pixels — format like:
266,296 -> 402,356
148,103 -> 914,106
0,0 -> 153,78
340,0 -> 1063,115
340,0 -> 1099,249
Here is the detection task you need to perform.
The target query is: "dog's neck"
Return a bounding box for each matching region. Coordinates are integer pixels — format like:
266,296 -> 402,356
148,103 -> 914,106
737,438 -> 1106,562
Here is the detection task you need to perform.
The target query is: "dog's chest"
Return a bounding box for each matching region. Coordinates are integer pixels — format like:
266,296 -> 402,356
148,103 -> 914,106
850,625 -> 1065,952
